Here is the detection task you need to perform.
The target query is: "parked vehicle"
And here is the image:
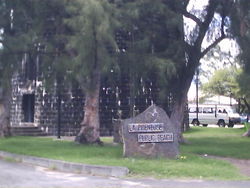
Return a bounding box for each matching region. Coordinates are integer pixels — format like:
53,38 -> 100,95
188,104 -> 241,127
240,113 -> 250,123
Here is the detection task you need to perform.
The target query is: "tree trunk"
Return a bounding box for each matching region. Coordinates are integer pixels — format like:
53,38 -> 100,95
242,130 -> 250,137
74,22 -> 103,144
0,87 -> 11,137
170,94 -> 189,144
170,58 -> 197,144
242,97 -> 250,113
74,70 -> 102,144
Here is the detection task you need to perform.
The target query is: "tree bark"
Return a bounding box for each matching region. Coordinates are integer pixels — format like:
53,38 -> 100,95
74,70 -> 102,144
169,0 -> 227,143
242,130 -> 250,137
74,21 -> 104,144
241,97 -> 250,113
170,88 -> 191,144
0,87 -> 11,137
170,54 -> 199,144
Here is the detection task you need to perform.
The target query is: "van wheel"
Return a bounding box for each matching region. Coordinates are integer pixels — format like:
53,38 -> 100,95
192,119 -> 200,126
218,120 -> 225,127
228,121 -> 234,128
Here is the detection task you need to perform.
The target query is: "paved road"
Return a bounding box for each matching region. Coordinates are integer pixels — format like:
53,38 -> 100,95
1,159 -> 250,188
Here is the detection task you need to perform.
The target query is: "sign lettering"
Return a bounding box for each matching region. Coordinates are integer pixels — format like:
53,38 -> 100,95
138,133 -> 174,143
128,123 -> 164,133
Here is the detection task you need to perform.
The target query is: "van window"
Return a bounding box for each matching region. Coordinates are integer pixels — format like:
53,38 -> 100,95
189,107 -> 196,113
189,107 -> 201,113
203,107 -> 213,113
226,108 -> 237,113
218,108 -> 228,114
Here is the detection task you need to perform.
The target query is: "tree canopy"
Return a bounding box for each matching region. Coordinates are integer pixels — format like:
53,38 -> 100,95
230,0 -> 250,111
202,67 -> 240,98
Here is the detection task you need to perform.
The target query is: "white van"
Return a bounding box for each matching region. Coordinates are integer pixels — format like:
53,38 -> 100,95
188,104 -> 241,127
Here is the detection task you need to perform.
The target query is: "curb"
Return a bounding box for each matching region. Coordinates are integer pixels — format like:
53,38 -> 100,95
0,151 -> 129,178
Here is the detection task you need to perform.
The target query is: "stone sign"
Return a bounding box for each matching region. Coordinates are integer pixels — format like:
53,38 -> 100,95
122,105 -> 179,158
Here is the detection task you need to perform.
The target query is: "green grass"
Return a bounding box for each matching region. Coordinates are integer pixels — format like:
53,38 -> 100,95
182,127 -> 250,159
0,127 -> 249,180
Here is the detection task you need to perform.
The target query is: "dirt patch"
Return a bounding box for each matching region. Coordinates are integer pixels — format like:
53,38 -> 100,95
204,155 -> 250,177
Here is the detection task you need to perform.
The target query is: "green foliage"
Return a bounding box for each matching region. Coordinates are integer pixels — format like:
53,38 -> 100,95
117,0 -> 184,103
231,1 -> 250,69
0,0 -> 27,88
201,67 -> 240,98
64,0 -> 119,91
0,0 -> 67,88
230,0 -> 250,111
237,70 -> 250,101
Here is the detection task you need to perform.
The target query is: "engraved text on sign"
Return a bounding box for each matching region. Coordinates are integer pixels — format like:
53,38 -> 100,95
128,123 -> 164,133
138,133 -> 174,143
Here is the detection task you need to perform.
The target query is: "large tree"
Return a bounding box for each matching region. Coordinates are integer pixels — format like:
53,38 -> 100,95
0,0 -> 68,137
0,0 -> 36,137
64,0 -> 119,144
169,0 -> 234,142
116,0 -> 184,114
231,0 -> 250,136
0,0 -> 118,143
111,0 -> 234,143
120,0 -> 234,142
231,0 -> 250,109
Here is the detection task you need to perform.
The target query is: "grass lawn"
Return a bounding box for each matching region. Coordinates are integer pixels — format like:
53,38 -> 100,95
182,127 -> 250,159
0,127 -> 249,180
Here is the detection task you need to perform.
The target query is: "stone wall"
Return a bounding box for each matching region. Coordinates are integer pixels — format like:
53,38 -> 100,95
10,72 -> 184,137
10,73 -> 84,136
10,74 -> 38,127
38,86 -> 84,136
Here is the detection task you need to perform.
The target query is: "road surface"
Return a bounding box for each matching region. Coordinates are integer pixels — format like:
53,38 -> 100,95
1,158 -> 250,188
